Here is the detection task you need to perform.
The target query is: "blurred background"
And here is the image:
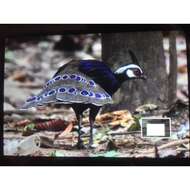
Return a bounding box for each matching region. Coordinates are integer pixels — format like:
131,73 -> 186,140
4,32 -> 188,111
4,34 -> 101,110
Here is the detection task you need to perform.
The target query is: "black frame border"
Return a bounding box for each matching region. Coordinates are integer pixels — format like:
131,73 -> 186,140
0,24 -> 190,166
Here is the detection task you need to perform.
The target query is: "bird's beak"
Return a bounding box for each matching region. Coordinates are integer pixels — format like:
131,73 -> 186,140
141,75 -> 147,80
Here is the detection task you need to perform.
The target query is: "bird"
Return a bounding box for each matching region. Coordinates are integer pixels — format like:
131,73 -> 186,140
22,50 -> 146,149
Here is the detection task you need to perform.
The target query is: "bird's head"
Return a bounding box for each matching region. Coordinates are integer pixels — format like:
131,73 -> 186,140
115,63 -> 146,80
114,50 -> 146,81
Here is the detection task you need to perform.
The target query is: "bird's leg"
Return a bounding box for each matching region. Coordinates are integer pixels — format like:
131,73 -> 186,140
76,113 -> 85,149
89,117 -> 94,147
89,106 -> 100,148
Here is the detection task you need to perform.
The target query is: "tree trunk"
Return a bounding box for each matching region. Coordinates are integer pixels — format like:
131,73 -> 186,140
168,31 -> 178,106
185,32 -> 190,96
102,32 -> 168,112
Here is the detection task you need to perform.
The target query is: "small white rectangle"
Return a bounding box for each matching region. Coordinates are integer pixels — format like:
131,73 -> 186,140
146,124 -> 165,136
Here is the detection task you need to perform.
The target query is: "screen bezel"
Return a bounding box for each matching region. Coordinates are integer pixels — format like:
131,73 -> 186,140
0,24 -> 190,166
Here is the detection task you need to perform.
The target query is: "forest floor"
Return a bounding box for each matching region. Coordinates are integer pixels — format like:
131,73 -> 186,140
4,103 -> 190,158
3,34 -> 190,158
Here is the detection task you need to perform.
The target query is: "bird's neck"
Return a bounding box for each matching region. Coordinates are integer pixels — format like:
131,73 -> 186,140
114,72 -> 128,84
106,73 -> 127,95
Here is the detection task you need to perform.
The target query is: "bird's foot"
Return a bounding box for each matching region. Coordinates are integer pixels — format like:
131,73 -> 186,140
76,141 -> 86,149
87,142 -> 97,149
87,145 -> 95,149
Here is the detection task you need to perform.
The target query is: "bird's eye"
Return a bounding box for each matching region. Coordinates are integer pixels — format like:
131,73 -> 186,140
134,69 -> 141,76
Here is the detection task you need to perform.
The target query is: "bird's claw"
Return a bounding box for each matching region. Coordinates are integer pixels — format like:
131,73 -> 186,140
87,143 -> 97,149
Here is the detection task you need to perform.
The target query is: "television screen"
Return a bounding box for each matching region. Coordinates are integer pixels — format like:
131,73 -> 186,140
2,25 -> 190,165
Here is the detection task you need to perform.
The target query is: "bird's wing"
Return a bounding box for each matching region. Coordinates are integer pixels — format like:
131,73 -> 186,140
78,60 -> 119,94
22,60 -> 113,109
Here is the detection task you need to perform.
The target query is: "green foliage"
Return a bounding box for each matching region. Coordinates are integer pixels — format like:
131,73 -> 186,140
23,123 -> 36,136
5,51 -> 15,62
92,150 -> 119,157
128,115 -> 141,131
50,150 -> 65,157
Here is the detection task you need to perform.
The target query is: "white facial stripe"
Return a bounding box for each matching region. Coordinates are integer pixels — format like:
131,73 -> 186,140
126,70 -> 136,78
115,64 -> 143,74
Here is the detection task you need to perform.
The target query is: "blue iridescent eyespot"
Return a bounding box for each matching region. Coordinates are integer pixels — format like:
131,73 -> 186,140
26,96 -> 36,102
43,93 -> 48,97
76,76 -> 81,81
68,88 -> 76,94
62,74 -> 69,80
37,96 -> 42,101
46,80 -> 53,86
89,91 -> 94,97
80,77 -> 87,83
101,94 -> 106,99
105,93 -> 111,98
70,74 -> 76,79
54,75 -> 61,81
48,89 -> 56,96
95,93 -> 102,99
81,90 -> 89,96
89,80 -> 96,86
58,87 -> 66,93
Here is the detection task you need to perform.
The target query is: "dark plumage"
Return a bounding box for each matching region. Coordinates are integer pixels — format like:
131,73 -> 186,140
22,50 -> 146,149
